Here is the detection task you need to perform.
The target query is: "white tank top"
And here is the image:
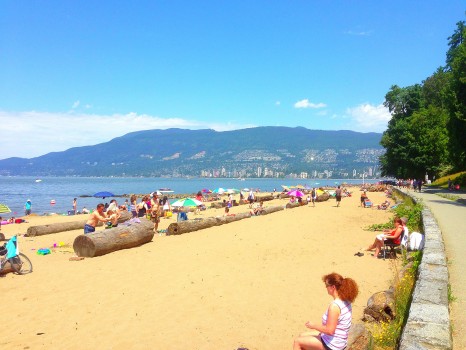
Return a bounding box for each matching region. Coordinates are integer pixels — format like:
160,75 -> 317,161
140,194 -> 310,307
321,299 -> 352,350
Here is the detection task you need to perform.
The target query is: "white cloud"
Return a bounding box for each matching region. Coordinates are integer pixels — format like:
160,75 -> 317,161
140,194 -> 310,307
71,100 -> 80,109
344,30 -> 372,36
294,99 -> 327,109
275,101 -> 281,106
0,110 -> 255,159
345,103 -> 391,132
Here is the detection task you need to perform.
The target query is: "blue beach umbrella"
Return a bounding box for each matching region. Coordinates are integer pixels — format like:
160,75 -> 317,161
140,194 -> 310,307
93,191 -> 115,199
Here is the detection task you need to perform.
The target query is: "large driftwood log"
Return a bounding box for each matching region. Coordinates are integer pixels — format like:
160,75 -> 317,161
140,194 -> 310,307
168,205 -> 285,236
168,217 -> 222,235
26,212 -> 131,237
362,289 -> 395,322
259,205 -> 285,215
254,195 -> 274,202
73,218 -> 154,257
0,261 -> 14,275
316,193 -> 330,202
285,202 -> 301,209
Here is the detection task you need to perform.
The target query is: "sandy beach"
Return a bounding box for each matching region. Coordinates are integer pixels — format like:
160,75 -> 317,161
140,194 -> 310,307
0,189 -> 396,349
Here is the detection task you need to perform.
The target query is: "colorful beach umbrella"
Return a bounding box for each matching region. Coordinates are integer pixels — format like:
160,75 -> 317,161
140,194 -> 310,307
287,189 -> 305,197
0,203 -> 11,214
201,188 -> 212,193
171,198 -> 203,207
212,188 -> 226,194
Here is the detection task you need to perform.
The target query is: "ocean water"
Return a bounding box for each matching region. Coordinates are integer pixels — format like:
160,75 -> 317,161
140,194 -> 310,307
0,176 -> 378,217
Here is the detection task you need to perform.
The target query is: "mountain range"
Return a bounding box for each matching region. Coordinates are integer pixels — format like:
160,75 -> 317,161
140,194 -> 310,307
0,127 -> 384,177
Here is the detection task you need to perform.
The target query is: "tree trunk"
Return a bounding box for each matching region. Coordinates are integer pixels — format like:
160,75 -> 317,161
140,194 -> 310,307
73,217 -> 154,257
26,211 -> 131,237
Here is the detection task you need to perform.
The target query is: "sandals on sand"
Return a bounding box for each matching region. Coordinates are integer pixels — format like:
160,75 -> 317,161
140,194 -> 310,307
354,252 -> 364,257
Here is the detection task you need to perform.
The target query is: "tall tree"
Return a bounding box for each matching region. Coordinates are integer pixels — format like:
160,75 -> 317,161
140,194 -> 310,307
446,20 -> 466,170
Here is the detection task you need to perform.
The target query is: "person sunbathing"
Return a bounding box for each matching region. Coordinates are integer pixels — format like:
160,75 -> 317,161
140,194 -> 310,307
250,201 -> 265,215
366,217 -> 404,258
377,200 -> 390,210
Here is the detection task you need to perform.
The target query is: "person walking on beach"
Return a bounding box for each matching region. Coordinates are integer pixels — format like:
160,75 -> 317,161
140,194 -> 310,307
293,272 -> 359,350
150,195 -> 161,232
24,199 -> 32,216
72,198 -> 77,215
335,186 -> 342,207
311,188 -> 317,207
84,203 -> 114,234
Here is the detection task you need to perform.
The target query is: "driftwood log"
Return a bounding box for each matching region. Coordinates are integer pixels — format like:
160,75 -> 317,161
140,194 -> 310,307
254,195 -> 274,202
285,202 -> 302,209
316,193 -> 330,202
168,213 -> 250,235
362,289 -> 395,322
167,205 -> 285,236
0,261 -> 14,275
26,211 -> 131,237
73,218 -> 154,257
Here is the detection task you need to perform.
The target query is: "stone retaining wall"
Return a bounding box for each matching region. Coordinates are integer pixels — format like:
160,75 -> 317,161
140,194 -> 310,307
395,189 -> 452,350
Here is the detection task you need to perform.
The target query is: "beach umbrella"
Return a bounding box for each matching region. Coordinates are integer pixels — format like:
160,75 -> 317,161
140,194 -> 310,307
212,188 -> 226,194
93,191 -> 115,199
0,203 -> 11,214
287,189 -> 305,197
201,188 -> 212,194
171,198 -> 203,207
226,188 -> 240,194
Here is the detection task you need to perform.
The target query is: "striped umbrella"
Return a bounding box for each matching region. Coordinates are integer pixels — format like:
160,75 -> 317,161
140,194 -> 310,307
171,198 -> 203,207
0,203 -> 11,214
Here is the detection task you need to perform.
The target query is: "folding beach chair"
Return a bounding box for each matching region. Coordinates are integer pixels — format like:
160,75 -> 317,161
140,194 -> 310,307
364,199 -> 373,208
382,228 -> 406,260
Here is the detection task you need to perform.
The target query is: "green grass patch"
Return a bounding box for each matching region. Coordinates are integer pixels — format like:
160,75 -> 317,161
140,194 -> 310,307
431,171 -> 466,188
367,193 -> 423,349
436,193 -> 461,201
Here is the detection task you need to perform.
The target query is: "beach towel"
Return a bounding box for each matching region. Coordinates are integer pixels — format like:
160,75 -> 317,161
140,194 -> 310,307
408,232 -> 425,251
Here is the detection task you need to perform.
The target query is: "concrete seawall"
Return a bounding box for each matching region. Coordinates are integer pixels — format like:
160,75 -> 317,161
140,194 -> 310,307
395,188 -> 452,350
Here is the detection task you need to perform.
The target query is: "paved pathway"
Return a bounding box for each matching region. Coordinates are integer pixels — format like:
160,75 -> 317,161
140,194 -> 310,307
407,187 -> 466,349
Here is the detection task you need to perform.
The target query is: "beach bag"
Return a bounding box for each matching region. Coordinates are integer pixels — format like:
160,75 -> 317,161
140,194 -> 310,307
408,232 -> 425,251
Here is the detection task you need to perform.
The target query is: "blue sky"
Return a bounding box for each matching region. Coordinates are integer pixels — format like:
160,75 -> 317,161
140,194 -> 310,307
0,1 -> 464,159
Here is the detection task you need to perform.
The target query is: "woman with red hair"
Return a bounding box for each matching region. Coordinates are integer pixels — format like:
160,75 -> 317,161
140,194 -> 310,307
366,217 -> 404,258
293,273 -> 359,350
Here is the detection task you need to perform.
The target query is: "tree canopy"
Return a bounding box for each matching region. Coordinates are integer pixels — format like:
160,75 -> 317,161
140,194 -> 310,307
380,16 -> 466,179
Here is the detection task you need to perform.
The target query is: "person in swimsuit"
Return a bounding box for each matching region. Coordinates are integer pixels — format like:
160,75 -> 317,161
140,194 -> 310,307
84,203 -> 113,234
335,186 -> 342,207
